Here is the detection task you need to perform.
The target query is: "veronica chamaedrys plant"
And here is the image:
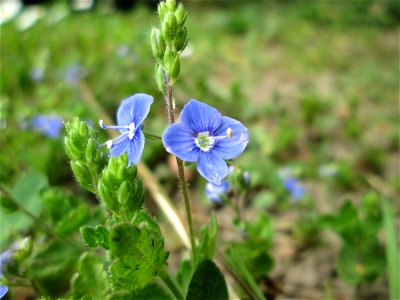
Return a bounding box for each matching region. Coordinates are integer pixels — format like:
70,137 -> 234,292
99,94 -> 153,166
0,251 -> 12,300
162,99 -> 249,184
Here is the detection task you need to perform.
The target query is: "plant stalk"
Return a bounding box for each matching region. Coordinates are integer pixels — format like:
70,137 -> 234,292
164,73 -> 197,265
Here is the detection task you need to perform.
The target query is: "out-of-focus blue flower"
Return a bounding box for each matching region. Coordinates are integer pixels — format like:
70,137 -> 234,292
116,45 -> 130,57
278,167 -> 305,202
0,251 -> 12,300
100,94 -> 153,166
29,68 -> 45,83
0,286 -> 8,299
163,99 -> 249,184
31,114 -> 63,138
205,181 -> 230,203
64,63 -> 86,86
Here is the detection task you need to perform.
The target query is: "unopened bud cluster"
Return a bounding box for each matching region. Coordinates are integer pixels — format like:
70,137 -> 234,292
65,118 -> 102,193
151,0 -> 188,89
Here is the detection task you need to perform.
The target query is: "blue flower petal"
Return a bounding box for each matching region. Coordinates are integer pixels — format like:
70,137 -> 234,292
109,135 -> 130,158
0,285 -> 8,299
162,123 -> 200,162
126,129 -> 145,166
205,181 -> 230,203
180,99 -> 223,133
117,94 -> 153,129
197,152 -> 228,184
213,116 -> 249,160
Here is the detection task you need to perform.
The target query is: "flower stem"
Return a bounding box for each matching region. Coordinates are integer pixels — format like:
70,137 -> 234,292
164,73 -> 197,265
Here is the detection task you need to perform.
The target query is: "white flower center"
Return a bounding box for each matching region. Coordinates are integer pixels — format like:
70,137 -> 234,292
195,132 -> 215,152
128,122 -> 136,140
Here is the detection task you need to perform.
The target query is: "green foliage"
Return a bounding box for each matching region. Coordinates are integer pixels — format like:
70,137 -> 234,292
30,240 -> 81,297
321,195 -> 386,284
80,225 -> 110,250
98,155 -> 143,220
0,171 -> 48,248
65,118 -> 103,193
176,259 -> 193,296
186,259 -> 228,300
41,187 -> 91,236
109,220 -> 168,291
230,212 -> 274,280
71,252 -> 108,300
196,212 -> 218,264
107,283 -> 173,300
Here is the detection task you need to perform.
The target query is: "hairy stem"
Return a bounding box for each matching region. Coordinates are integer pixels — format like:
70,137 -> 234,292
163,73 -> 197,265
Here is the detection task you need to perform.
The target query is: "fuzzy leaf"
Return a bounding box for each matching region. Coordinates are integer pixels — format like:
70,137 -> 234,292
107,283 -> 173,300
109,220 -> 168,290
71,252 -> 108,300
186,259 -> 228,300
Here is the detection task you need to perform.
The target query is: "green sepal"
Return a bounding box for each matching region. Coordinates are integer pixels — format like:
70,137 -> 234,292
165,0 -> 176,11
71,252 -> 108,300
174,28 -> 187,52
164,46 -> 176,76
175,3 -> 187,27
155,64 -> 166,94
169,56 -> 180,86
151,28 -> 165,61
162,12 -> 178,41
71,161 -> 95,193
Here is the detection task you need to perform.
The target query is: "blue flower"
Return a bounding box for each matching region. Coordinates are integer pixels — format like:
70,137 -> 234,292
283,177 -> 305,201
0,251 -> 12,300
205,181 -> 230,203
0,285 -> 7,299
99,94 -> 153,166
64,63 -> 86,86
162,99 -> 249,184
31,114 -> 63,138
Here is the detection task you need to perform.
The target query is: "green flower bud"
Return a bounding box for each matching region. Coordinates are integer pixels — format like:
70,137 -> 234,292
157,2 -> 168,23
165,0 -> 176,11
169,56 -> 180,85
162,12 -> 178,41
71,161 -> 95,193
14,237 -> 33,263
174,27 -> 187,52
175,3 -> 187,26
98,178 -> 119,213
85,138 -> 98,164
155,64 -> 166,94
164,46 -> 176,75
151,28 -> 165,62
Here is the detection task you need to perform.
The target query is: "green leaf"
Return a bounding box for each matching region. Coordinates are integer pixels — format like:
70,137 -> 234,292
196,212 -> 218,265
56,204 -> 90,235
80,225 -> 110,250
107,283 -> 173,300
0,171 -> 48,248
382,198 -> 400,300
337,241 -> 385,285
109,221 -> 168,290
71,252 -> 108,300
186,259 -> 228,300
176,259 -> 192,296
30,240 -> 81,297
